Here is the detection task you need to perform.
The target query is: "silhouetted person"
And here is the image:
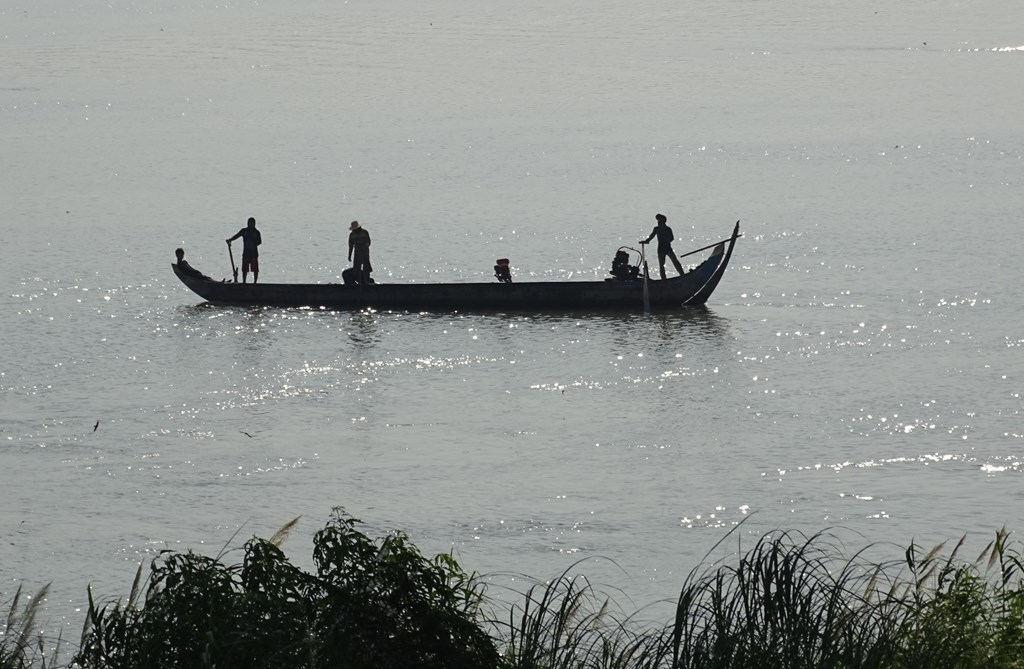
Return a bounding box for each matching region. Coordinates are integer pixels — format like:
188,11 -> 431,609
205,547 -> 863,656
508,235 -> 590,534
175,248 -> 213,281
640,213 -> 684,280
226,217 -> 262,283
348,220 -> 372,284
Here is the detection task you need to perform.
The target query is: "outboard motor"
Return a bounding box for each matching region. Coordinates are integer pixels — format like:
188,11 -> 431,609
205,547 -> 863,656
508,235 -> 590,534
494,258 -> 512,283
609,248 -> 640,280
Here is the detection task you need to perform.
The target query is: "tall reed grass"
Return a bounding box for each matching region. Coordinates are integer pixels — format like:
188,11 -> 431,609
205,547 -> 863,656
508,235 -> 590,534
0,584 -> 61,669
4,515 -> 1024,669
494,528 -> 1024,669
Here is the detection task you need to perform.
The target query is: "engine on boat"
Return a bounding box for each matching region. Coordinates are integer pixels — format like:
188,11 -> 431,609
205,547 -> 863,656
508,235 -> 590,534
609,248 -> 640,280
494,258 -> 512,283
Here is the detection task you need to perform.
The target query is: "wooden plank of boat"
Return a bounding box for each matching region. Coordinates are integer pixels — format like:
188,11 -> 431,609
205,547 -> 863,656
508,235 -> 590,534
172,222 -> 740,311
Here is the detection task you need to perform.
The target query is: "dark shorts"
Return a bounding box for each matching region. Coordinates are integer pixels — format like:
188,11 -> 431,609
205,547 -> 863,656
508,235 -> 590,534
242,255 -> 259,273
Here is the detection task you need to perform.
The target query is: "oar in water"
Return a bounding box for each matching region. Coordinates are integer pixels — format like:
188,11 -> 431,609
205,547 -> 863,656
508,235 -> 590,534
227,241 -> 238,283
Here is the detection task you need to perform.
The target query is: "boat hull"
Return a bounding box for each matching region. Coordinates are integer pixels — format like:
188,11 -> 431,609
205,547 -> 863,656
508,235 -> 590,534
173,224 -> 739,312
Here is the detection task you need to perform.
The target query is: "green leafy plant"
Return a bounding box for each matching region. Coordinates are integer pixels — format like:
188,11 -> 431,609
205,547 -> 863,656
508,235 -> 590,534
6,515 -> 1022,669
74,508 -> 498,669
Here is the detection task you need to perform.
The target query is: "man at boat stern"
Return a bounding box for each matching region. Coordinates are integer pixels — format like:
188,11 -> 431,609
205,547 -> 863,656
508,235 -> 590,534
348,220 -> 372,284
226,216 -> 262,283
640,213 -> 685,280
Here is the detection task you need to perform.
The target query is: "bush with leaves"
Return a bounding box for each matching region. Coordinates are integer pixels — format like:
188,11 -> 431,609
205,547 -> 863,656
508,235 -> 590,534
27,515 -> 1024,669
74,508 -> 498,669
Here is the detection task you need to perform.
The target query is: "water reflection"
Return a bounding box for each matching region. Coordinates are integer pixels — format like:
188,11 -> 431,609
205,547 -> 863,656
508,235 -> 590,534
172,303 -> 732,356
176,302 -> 217,319
347,310 -> 382,350
650,308 -> 731,344
453,306 -> 728,332
593,308 -> 733,352
236,307 -> 275,355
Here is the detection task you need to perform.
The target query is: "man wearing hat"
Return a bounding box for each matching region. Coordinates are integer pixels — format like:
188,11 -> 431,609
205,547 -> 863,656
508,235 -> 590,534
640,213 -> 684,280
348,220 -> 372,284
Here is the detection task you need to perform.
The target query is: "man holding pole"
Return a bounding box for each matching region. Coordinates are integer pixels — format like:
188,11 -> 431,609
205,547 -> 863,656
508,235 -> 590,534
226,216 -> 262,283
639,213 -> 684,280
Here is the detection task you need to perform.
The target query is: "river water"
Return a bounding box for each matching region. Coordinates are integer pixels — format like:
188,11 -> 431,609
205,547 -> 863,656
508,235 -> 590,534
2,0 -> 1023,630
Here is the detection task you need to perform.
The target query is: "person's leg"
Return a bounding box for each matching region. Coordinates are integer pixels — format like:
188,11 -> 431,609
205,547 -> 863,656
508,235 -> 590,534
252,257 -> 259,284
657,250 -> 667,280
666,248 -> 684,275
356,253 -> 370,283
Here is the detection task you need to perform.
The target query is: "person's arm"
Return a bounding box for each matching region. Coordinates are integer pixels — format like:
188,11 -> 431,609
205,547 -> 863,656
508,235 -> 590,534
640,228 -> 655,244
255,230 -> 262,246
348,235 -> 353,261
226,229 -> 242,243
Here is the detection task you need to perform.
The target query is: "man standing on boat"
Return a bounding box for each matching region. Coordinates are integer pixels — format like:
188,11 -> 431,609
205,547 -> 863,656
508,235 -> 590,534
348,220 -> 372,284
640,213 -> 685,280
226,217 -> 262,283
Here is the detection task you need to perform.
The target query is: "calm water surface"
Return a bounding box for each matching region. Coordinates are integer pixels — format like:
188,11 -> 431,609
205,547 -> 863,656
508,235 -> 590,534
2,0 -> 1023,627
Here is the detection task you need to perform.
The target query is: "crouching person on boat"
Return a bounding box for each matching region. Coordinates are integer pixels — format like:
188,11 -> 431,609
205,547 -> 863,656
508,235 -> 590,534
175,248 -> 214,281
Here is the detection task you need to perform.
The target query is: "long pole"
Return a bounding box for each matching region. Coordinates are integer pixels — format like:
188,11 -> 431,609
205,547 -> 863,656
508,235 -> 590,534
641,246 -> 651,314
676,224 -> 742,260
227,241 -> 238,283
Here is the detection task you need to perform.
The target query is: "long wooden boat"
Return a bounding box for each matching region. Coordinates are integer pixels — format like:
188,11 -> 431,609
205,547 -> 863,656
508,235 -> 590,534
173,222 -> 740,311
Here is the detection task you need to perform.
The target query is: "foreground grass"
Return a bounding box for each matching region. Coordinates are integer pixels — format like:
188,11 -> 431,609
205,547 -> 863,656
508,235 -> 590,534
4,510 -> 1024,668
